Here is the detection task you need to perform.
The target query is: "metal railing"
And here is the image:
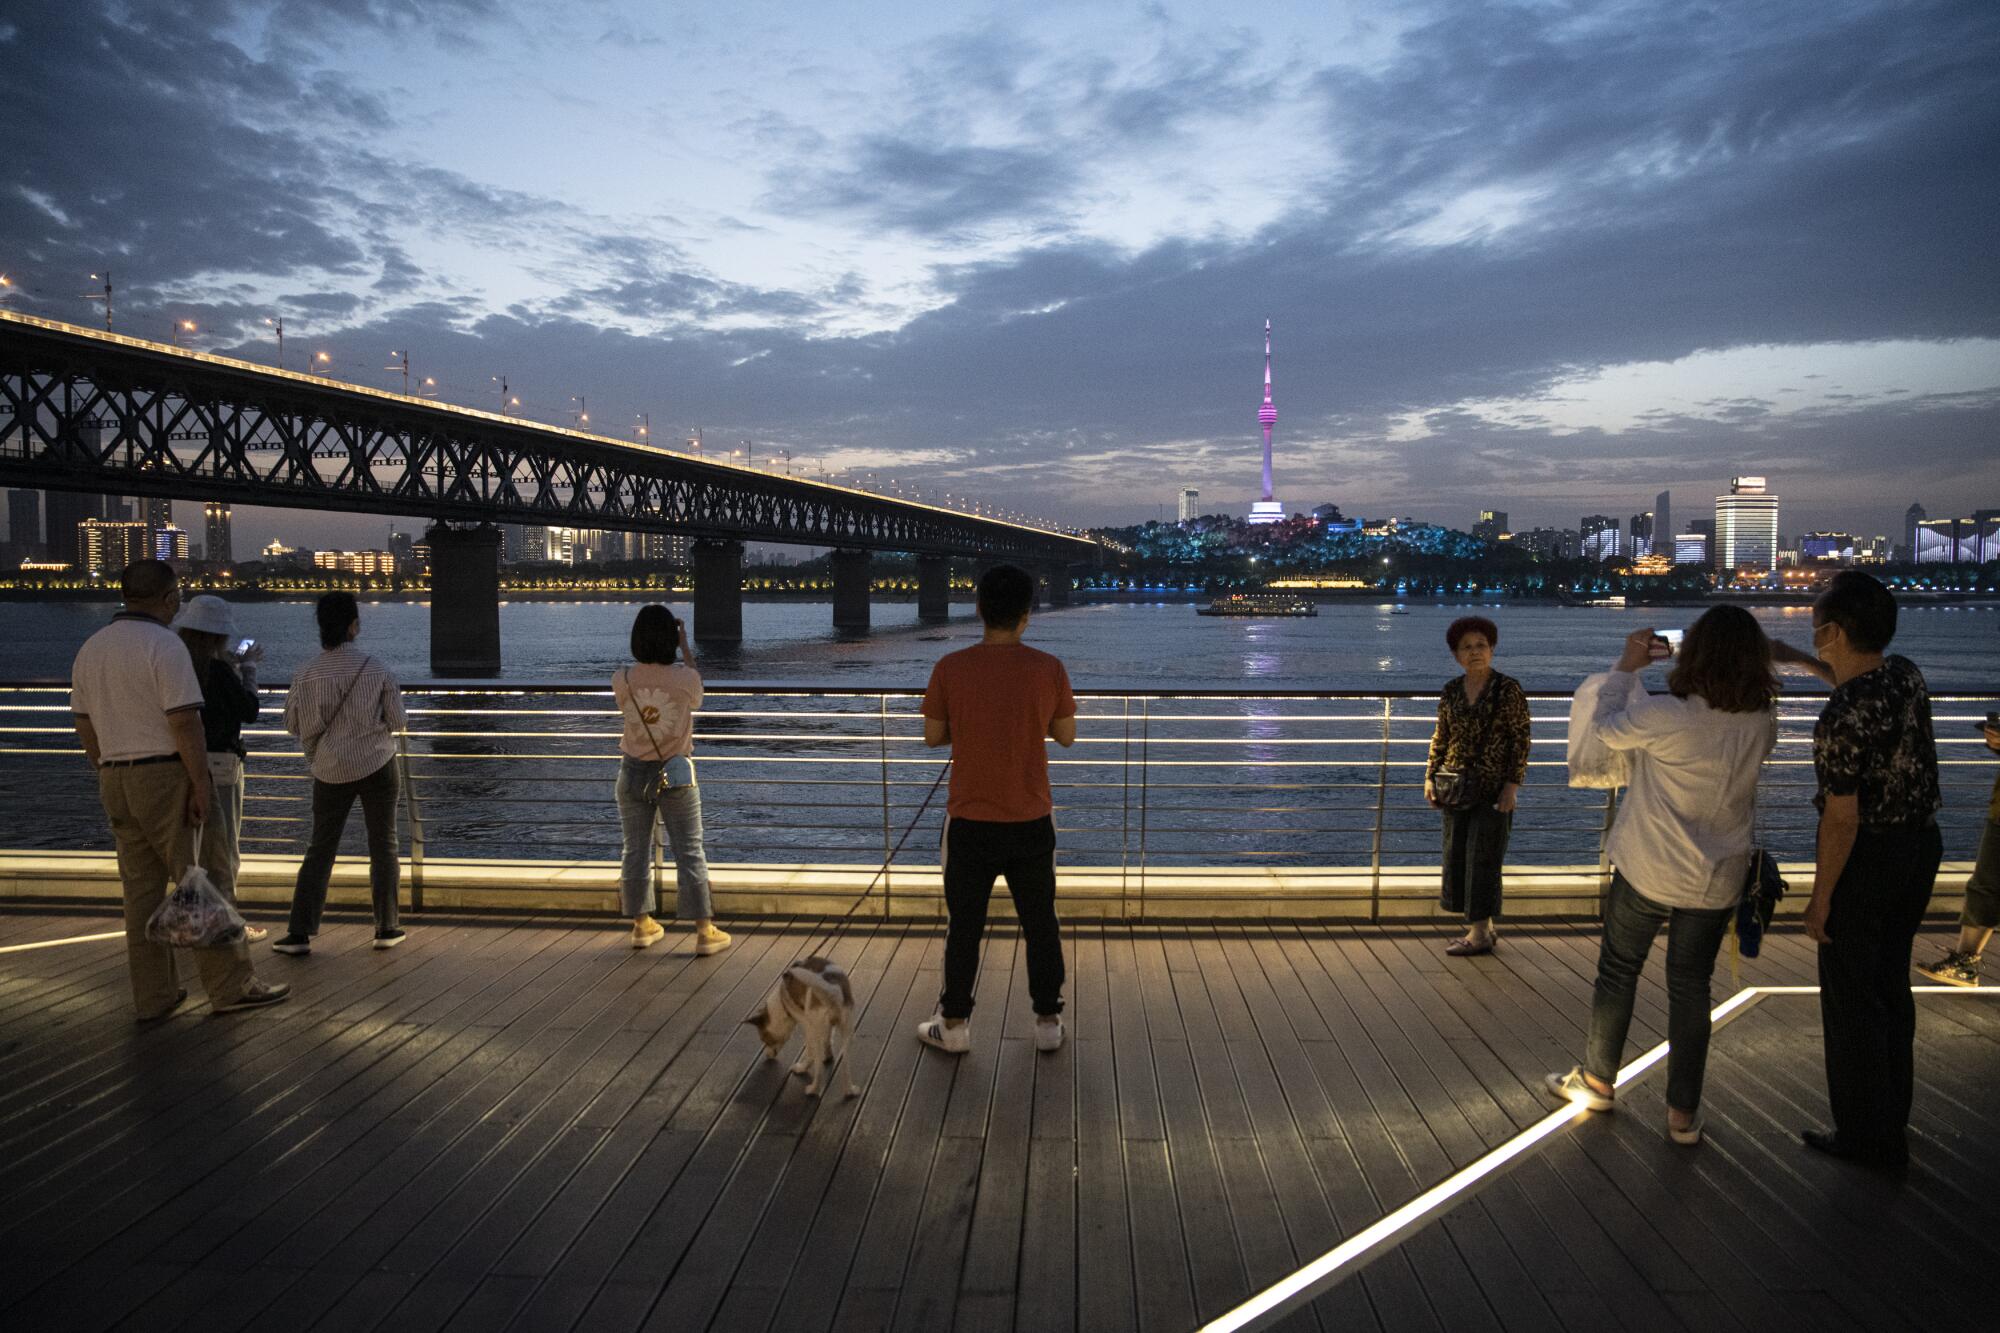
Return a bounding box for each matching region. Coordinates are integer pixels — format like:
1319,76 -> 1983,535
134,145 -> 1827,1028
3,682 -> 1994,918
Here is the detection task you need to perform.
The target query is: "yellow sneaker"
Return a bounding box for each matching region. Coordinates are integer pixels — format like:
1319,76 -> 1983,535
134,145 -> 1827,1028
631,918 -> 665,949
694,925 -> 732,956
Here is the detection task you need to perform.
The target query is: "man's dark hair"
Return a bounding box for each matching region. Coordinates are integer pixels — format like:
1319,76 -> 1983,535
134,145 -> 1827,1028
630,604 -> 680,664
1814,570 -> 1897,653
1445,615 -> 1498,652
316,591 -> 360,649
120,559 -> 177,604
976,564 -> 1035,629
1667,605 -> 1776,714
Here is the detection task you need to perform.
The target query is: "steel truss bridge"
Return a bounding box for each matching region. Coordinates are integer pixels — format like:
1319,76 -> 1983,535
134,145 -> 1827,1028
0,312 -> 1100,566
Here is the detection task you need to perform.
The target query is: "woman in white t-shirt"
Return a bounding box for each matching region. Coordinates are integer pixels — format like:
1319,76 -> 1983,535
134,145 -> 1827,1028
612,604 -> 727,955
1546,606 -> 1778,1144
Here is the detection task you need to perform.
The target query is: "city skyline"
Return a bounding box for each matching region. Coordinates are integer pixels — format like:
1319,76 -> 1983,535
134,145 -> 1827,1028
1,0 -> 1996,550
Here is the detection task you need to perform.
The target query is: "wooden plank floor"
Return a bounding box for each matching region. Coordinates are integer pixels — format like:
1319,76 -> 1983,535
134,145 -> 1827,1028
0,906 -> 1995,1332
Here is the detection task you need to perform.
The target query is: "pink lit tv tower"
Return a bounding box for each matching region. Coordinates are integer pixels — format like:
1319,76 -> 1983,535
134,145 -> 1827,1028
1247,318 -> 1285,524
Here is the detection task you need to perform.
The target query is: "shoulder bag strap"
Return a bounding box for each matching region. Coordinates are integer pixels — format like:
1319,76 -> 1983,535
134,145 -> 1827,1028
617,668 -> 671,763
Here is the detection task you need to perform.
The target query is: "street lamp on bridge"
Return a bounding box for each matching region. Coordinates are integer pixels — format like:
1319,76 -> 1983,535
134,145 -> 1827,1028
263,316 -> 284,368
85,272 -> 112,330
387,350 -> 410,395
634,413 -> 650,444
170,319 -> 196,347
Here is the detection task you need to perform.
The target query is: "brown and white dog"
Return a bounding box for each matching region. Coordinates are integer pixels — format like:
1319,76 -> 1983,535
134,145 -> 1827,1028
743,955 -> 858,1098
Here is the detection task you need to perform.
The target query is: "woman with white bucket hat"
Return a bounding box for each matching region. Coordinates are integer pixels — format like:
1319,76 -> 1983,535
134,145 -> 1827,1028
173,594 -> 269,942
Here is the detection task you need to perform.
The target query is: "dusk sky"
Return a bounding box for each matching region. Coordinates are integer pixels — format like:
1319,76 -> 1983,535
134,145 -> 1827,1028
3,0 -> 1997,551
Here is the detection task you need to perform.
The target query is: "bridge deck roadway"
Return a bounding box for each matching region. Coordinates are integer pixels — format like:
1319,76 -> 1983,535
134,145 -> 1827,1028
0,907 -> 1993,1332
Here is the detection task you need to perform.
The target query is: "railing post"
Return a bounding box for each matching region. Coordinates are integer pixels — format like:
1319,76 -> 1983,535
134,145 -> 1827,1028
1137,698 -> 1150,920
1371,697 -> 1390,923
879,693 -> 892,920
397,731 -> 425,913
1596,787 -> 1619,916
1119,697 -> 1132,920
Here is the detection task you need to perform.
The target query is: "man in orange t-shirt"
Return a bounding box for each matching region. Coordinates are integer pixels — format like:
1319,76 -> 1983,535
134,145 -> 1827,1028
917,564 -> 1077,1054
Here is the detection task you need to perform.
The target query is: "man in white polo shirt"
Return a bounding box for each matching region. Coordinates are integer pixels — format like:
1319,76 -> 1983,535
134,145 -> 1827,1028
71,560 -> 290,1020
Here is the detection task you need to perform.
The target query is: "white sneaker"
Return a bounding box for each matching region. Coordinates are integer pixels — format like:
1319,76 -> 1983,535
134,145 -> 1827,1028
916,1015 -> 971,1053
1546,1067 -> 1615,1112
1034,1018 -> 1065,1052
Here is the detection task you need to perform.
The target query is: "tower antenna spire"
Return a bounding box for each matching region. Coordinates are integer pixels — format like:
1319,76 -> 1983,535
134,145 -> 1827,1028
1249,318 -> 1283,525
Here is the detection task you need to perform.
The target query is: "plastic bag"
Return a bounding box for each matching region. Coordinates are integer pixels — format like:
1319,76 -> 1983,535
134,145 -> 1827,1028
1566,672 -> 1632,790
145,836 -> 246,948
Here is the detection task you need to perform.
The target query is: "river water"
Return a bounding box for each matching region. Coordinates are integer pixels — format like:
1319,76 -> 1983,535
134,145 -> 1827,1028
4,597 -> 1994,870
4,596 -> 1996,691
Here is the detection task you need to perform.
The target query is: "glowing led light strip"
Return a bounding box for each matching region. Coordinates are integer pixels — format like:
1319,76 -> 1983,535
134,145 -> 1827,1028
0,930 -> 124,954
1199,983 -> 1997,1333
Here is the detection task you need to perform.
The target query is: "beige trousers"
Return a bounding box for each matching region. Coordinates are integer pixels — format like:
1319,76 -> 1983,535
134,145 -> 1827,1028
98,762 -> 254,1016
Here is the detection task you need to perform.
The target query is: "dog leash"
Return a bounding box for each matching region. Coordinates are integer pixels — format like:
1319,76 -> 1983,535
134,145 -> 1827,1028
793,757 -> 951,962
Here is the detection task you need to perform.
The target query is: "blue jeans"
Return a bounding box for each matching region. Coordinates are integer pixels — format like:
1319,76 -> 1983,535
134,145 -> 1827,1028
616,758 -> 713,919
1585,872 -> 1733,1112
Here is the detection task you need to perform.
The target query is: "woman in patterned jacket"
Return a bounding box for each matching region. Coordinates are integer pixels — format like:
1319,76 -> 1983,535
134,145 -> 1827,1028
1426,616 -> 1532,956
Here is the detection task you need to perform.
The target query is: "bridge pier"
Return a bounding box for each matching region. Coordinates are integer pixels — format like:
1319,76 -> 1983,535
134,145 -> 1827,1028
1044,567 -> 1072,606
692,539 -> 744,642
427,524 -> 503,677
916,555 -> 951,623
831,549 -> 871,631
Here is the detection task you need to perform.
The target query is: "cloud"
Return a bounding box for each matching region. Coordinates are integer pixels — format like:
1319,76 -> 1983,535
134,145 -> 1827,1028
2,0 -> 1996,542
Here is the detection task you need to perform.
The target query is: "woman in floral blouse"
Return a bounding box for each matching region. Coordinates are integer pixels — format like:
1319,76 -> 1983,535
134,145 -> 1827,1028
1426,616 -> 1533,956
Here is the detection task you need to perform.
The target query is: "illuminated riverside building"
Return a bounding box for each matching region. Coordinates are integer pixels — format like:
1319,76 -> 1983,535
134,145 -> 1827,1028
313,549 -> 397,576
1915,512 -> 2000,563
153,524 -> 189,561
1674,532 -> 1710,565
1715,476 -> 1779,575
79,518 -> 150,576
1179,487 -> 1200,523
1471,510 -> 1508,542
204,501 -> 233,565
1246,320 -> 1284,525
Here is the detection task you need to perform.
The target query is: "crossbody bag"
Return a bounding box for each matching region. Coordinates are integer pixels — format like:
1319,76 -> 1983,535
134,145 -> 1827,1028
298,657 -> 373,766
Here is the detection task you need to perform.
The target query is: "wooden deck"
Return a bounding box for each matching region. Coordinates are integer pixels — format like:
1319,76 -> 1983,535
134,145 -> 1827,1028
0,906 -> 1995,1332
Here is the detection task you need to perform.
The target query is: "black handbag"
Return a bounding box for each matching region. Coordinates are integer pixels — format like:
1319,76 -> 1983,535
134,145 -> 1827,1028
1734,849 -> 1785,958
1431,767 -> 1489,809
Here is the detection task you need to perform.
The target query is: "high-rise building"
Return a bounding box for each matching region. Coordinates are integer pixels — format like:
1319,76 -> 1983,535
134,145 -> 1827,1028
1903,502 -> 1926,560
638,531 -> 691,566
388,529 -> 418,569
1580,514 -> 1622,561
203,502 -> 233,566
141,495 -> 172,542
44,492 -> 108,570
1654,491 -> 1672,552
1628,510 -> 1654,558
7,489 -> 43,559
153,525 -> 189,562
1471,510 -> 1509,542
1673,533 -> 1710,566
79,518 -> 151,577
1715,476 -> 1780,575
1246,320 -> 1284,525
1178,487 -> 1200,523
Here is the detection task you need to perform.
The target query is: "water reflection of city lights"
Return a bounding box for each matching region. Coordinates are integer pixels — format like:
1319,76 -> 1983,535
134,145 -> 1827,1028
1244,652 -> 1279,678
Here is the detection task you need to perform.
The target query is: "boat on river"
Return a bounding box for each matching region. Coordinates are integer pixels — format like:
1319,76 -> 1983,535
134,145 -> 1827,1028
1197,593 -> 1318,617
